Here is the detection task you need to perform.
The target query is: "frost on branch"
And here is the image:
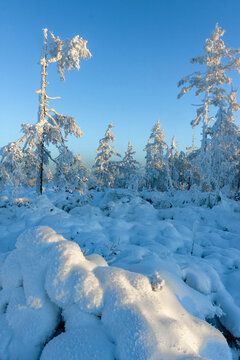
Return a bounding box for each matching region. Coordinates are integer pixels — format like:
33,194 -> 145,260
45,30 -> 92,81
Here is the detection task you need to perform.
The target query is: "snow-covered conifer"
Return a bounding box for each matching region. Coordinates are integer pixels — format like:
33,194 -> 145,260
0,140 -> 36,190
167,136 -> 177,190
54,147 -> 88,193
119,141 -> 140,189
144,120 -> 167,191
144,139 -> 155,190
186,135 -> 197,156
94,123 -> 121,190
185,135 -> 199,188
44,168 -> 53,184
209,91 -> 240,192
165,147 -> 173,192
174,151 -> 191,190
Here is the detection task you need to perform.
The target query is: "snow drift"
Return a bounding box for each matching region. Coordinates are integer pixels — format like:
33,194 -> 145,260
0,226 -> 232,360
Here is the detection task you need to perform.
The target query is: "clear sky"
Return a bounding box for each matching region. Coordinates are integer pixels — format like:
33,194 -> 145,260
1,0 -> 240,166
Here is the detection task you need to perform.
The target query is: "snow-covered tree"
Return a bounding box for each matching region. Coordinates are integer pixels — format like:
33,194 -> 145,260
1,28 -> 91,194
44,168 -> 53,184
144,120 -> 167,191
185,135 -> 199,188
118,141 -> 140,189
165,147 -> 173,192
0,140 -> 36,190
54,146 -> 73,190
174,151 -> 191,190
209,91 -> 240,192
0,143 -> 25,190
0,164 -> 8,191
144,139 -> 155,190
71,155 -> 89,194
94,123 -> 121,190
54,146 -> 88,193
178,23 -> 240,190
165,136 -> 190,191
167,136 -> 177,190
186,135 -> 197,156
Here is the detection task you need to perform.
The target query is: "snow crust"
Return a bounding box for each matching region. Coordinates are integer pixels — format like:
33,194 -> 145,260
0,188 -> 239,359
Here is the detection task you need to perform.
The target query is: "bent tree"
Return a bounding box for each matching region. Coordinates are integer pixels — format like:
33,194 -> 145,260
1,29 -> 91,194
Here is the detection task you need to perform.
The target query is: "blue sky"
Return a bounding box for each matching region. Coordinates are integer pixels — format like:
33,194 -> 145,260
1,0 -> 240,166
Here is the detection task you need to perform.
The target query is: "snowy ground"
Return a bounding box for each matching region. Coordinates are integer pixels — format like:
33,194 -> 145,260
0,188 -> 239,359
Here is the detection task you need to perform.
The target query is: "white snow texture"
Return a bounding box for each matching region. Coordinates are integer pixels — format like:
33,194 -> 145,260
0,189 -> 239,359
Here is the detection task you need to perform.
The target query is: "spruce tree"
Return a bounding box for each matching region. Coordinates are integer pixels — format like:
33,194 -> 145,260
144,120 -> 167,191
120,141 -> 140,189
94,123 -> 121,189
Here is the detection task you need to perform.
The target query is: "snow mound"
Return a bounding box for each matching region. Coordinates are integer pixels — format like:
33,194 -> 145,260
41,328 -> 114,360
0,226 -> 231,359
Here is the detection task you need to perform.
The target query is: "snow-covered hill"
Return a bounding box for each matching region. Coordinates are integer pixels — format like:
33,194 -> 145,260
0,189 -> 239,359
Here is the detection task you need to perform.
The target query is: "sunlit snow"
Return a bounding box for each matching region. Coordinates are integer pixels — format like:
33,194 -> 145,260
0,188 -> 239,359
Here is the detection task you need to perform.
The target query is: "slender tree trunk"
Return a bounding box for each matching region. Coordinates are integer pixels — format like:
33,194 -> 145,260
165,150 -> 173,192
36,30 -> 48,195
37,141 -> 44,195
200,89 -> 209,191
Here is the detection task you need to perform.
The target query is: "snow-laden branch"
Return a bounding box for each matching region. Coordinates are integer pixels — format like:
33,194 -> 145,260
42,29 -> 92,81
46,95 -> 61,100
